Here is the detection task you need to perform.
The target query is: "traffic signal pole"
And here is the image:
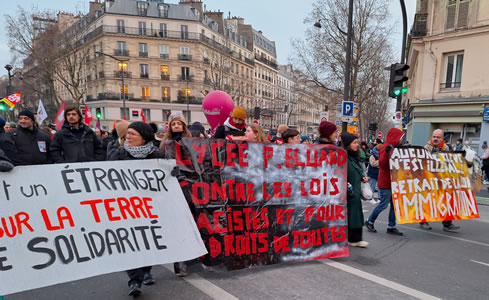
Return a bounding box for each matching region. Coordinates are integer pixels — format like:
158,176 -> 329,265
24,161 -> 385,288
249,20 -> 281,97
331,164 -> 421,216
396,0 -> 408,114
342,0 -> 354,133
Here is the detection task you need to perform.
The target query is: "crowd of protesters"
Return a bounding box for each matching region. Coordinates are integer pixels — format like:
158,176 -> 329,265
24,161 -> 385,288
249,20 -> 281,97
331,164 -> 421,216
0,104 -> 480,297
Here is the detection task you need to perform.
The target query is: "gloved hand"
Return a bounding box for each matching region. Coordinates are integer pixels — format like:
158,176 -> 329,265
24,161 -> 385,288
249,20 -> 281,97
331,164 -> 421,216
385,145 -> 394,153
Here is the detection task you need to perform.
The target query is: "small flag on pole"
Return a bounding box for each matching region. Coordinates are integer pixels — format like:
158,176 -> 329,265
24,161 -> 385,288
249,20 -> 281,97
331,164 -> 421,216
140,108 -> 146,123
36,99 -> 48,125
84,105 -> 93,125
0,92 -> 22,108
54,101 -> 66,130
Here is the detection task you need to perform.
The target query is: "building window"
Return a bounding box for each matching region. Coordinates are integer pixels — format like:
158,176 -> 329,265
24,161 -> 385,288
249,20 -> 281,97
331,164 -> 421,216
117,20 -> 125,33
141,86 -> 150,100
444,53 -> 464,89
143,108 -> 151,121
138,21 -> 147,35
180,88 -> 191,97
120,107 -> 129,119
181,67 -> 190,81
162,109 -> 171,121
116,41 -> 127,56
162,87 -> 170,101
160,45 -> 169,59
183,110 -> 191,123
140,64 -> 149,78
137,2 -> 148,16
446,0 -> 470,30
181,25 -> 189,40
179,47 -> 190,60
138,43 -> 148,57
158,4 -> 169,18
120,85 -> 128,98
161,65 -> 169,80
159,23 -> 167,38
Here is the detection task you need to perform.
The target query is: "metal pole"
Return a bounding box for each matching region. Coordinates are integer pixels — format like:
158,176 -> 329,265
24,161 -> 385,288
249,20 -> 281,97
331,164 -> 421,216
121,66 -> 126,119
342,0 -> 354,133
396,0 -> 408,114
186,79 -> 189,122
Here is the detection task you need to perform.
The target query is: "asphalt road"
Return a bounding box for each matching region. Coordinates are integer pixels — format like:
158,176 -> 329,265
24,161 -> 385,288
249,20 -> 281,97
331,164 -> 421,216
7,202 -> 489,300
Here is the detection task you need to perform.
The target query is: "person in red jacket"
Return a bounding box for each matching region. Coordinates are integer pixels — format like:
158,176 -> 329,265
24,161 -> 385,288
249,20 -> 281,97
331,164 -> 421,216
365,128 -> 404,235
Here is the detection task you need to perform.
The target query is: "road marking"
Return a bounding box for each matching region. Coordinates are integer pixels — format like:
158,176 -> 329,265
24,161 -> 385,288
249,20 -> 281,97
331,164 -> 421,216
470,260 -> 489,267
377,221 -> 489,248
162,264 -> 238,300
321,259 -> 441,300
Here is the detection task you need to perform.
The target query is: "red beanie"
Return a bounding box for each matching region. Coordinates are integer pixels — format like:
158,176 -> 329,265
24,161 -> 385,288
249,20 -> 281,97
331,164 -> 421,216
319,121 -> 337,138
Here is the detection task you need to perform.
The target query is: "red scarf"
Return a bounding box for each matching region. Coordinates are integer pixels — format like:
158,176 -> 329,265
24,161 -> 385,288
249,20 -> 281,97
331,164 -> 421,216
229,118 -> 246,130
430,138 -> 445,149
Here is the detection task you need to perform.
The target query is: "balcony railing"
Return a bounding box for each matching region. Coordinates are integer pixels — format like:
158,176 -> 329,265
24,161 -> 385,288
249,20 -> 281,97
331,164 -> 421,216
114,71 -> 132,78
177,96 -> 202,104
160,54 -> 169,59
139,52 -> 148,57
161,74 -> 170,80
178,54 -> 192,61
178,75 -> 194,82
255,54 -> 278,70
141,96 -> 150,101
140,73 -> 149,79
244,57 -> 255,66
114,49 -> 129,56
203,57 -> 210,65
97,92 -> 134,100
161,97 -> 171,103
440,82 -> 461,89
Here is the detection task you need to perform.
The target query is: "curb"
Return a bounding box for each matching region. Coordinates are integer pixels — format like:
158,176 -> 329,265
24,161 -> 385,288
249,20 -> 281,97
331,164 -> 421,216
476,197 -> 489,206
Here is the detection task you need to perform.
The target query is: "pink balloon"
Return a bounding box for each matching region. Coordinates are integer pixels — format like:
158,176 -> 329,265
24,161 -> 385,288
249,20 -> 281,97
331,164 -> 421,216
202,91 -> 235,129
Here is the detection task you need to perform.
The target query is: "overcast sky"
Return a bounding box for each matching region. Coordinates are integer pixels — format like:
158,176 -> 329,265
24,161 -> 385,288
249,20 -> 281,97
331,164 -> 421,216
0,0 -> 416,77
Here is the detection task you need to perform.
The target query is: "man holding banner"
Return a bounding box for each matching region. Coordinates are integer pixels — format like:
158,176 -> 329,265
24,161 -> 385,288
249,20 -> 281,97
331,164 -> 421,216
419,129 -> 461,232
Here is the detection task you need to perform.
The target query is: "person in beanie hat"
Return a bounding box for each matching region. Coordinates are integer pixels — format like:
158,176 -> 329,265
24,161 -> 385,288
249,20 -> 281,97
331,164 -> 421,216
340,131 -> 368,248
8,109 -> 51,165
317,121 -> 337,145
50,107 -> 104,163
189,121 -> 206,138
107,121 -> 163,296
160,113 -> 191,146
214,106 -> 247,139
365,128 -> 404,236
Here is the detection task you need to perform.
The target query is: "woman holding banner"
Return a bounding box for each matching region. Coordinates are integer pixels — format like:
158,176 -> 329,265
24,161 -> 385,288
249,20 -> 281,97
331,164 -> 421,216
108,121 -> 164,297
341,132 -> 368,248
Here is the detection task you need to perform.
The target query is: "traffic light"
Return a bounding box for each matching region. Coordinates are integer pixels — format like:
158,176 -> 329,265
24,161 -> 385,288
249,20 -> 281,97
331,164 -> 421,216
96,108 -> 102,119
0,102 -> 6,111
254,107 -> 261,120
368,121 -> 377,132
388,63 -> 410,98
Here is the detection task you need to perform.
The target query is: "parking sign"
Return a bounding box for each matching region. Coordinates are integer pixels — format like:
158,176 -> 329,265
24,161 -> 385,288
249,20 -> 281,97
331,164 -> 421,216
342,101 -> 354,117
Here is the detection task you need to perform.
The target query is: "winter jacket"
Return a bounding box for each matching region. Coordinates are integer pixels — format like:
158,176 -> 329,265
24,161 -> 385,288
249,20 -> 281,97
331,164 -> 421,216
377,128 -> 404,189
346,155 -> 365,229
213,118 -> 245,139
8,126 -> 51,165
367,150 -> 379,179
50,123 -> 105,163
0,128 -> 18,164
0,148 -> 14,172
107,145 -> 165,161
424,141 -> 449,154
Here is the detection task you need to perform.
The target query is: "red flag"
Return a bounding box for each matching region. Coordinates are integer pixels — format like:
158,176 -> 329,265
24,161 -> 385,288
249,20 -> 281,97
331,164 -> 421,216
84,106 -> 93,125
140,108 -> 146,123
54,101 -> 66,130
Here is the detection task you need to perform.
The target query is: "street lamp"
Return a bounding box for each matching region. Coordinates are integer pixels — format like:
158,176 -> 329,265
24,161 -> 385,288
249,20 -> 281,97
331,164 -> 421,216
4,64 -> 21,120
94,51 -> 129,119
185,78 -> 190,122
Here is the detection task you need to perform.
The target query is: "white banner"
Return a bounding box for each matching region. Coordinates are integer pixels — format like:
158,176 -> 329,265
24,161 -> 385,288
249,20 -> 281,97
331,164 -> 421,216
0,159 -> 206,295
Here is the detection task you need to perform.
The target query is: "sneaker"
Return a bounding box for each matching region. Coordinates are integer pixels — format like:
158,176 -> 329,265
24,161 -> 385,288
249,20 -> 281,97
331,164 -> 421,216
349,241 -> 368,248
174,262 -> 189,277
368,199 -> 377,204
386,228 -> 404,236
419,222 -> 432,230
365,221 -> 377,233
143,273 -> 155,285
443,224 -> 460,232
483,180 -> 489,185
128,283 -> 142,297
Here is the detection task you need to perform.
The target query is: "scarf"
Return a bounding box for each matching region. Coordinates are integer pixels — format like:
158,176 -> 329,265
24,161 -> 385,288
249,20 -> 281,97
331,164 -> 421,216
430,138 -> 445,150
226,117 -> 246,130
124,141 -> 156,158
172,131 -> 183,141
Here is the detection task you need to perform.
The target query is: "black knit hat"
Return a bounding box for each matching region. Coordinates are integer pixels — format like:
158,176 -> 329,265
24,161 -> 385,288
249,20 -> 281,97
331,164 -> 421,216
18,110 -> 35,122
128,122 -> 154,144
341,132 -> 358,148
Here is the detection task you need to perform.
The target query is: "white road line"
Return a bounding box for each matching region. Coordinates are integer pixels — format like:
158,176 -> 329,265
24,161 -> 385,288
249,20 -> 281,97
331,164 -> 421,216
377,220 -> 489,248
470,260 -> 489,267
162,264 -> 238,300
321,259 -> 441,300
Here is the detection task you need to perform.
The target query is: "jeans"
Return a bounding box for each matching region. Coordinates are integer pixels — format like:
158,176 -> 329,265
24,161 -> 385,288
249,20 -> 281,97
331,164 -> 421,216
368,188 -> 396,228
369,178 -> 378,195
127,266 -> 152,286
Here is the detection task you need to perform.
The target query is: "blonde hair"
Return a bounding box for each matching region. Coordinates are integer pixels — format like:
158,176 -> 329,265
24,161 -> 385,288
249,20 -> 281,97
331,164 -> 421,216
248,124 -> 268,143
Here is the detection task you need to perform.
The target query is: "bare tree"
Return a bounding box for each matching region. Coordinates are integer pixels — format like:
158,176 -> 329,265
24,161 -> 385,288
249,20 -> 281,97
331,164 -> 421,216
291,0 -> 396,137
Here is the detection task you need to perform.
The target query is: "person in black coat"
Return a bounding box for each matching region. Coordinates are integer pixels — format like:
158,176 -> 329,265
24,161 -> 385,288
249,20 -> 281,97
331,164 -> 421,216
50,107 -> 105,163
8,110 -> 51,165
213,106 -> 247,139
107,122 -> 162,297
315,120 -> 338,145
0,117 -> 18,164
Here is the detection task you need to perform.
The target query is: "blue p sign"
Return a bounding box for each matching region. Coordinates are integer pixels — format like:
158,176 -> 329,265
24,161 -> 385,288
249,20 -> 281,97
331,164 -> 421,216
342,101 -> 354,117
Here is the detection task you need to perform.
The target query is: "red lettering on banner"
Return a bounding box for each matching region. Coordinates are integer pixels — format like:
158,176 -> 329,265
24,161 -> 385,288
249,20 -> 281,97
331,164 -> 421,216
264,146 -> 274,168
294,149 -> 305,167
193,143 -> 208,164
197,213 -> 213,234
330,178 -> 340,195
262,183 -> 271,199
337,150 -> 347,167
41,207 -> 74,231
235,183 -> 245,202
117,197 -> 136,219
209,236 -> 221,258
225,179 -> 235,200
192,182 -> 209,205
331,226 -> 347,242
258,233 -> 268,253
213,211 -> 227,233
142,197 -> 158,218
246,183 -> 256,201
80,197 -> 157,222
318,149 -> 329,166
80,199 -> 103,222
283,182 -> 292,198
226,143 -> 237,167
328,150 -> 337,166
238,144 -> 249,167
130,196 -> 148,218
232,210 -> 244,231
274,235 -> 290,253
273,182 -> 284,198
305,206 -> 314,222
224,235 -> 235,256
0,212 -> 34,238
285,148 -> 294,168
211,182 -> 227,201
211,142 -> 225,167
175,142 -> 191,165
276,208 -> 294,224
104,198 -> 120,221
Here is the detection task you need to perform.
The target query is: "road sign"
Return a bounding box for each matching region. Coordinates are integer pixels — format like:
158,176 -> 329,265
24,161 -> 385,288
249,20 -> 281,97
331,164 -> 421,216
377,132 -> 383,139
342,116 -> 354,123
484,107 -> 489,122
319,111 -> 329,123
395,111 -> 401,121
336,104 -> 342,111
342,101 -> 354,117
